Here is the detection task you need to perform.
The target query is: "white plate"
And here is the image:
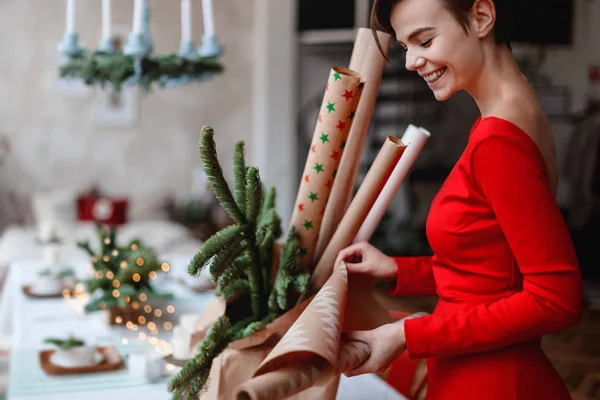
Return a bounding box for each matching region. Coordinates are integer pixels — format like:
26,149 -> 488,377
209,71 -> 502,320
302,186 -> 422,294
50,351 -> 104,368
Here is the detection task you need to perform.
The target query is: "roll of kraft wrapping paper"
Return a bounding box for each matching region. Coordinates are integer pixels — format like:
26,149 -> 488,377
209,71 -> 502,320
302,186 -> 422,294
308,136 -> 406,292
314,28 -> 392,264
354,124 -> 431,243
289,66 -> 364,272
234,262 -> 375,400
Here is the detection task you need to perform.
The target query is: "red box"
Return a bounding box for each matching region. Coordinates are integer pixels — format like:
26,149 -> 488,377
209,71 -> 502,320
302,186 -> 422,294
77,195 -> 129,226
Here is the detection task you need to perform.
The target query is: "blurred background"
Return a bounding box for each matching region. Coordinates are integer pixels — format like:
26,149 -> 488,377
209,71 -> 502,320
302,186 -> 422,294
0,0 -> 599,399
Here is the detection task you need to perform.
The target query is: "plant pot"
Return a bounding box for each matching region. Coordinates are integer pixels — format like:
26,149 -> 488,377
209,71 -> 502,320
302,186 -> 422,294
108,305 -> 147,326
32,276 -> 65,296
50,346 -> 101,368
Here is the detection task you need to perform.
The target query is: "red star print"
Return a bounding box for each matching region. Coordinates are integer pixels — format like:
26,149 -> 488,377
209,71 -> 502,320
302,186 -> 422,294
342,89 -> 354,101
325,179 -> 333,189
325,83 -> 329,91
304,175 -> 310,182
336,120 -> 346,131
330,150 -> 339,160
320,208 -> 326,215
311,145 -> 316,153
298,203 -> 304,211
318,114 -> 323,123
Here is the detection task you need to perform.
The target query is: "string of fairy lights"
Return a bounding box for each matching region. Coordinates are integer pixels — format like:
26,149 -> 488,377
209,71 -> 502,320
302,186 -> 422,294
62,239 -> 181,357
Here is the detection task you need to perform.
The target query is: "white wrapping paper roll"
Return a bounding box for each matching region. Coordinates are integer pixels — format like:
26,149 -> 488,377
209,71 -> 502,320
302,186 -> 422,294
353,125 -> 431,243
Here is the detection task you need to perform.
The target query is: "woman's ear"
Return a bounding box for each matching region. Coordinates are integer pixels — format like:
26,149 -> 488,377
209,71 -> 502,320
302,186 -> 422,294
470,0 -> 496,39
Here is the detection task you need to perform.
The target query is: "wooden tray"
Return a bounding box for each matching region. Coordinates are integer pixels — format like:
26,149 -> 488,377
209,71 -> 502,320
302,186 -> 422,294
40,346 -> 124,375
22,285 -> 70,299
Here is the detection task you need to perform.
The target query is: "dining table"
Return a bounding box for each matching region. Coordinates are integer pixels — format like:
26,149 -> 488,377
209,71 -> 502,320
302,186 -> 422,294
3,257 -> 407,400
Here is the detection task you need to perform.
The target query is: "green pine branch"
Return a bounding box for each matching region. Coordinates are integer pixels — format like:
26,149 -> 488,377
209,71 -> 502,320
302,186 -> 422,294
187,225 -> 242,276
199,126 -> 246,224
233,142 -> 247,212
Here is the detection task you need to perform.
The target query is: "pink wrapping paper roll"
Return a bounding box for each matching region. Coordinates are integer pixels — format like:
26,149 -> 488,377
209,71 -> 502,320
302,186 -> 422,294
289,66 -> 364,272
308,136 -> 406,292
354,125 -> 431,243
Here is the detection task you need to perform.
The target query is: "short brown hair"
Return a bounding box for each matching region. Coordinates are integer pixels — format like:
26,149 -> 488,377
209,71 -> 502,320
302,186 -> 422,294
371,0 -> 511,56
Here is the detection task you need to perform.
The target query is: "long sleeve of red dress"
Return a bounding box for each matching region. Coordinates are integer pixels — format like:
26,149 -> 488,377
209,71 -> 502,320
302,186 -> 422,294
403,117 -> 582,360
389,256 -> 437,297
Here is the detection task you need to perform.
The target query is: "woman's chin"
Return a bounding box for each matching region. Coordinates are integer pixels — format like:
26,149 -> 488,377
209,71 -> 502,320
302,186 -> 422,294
431,87 -> 455,102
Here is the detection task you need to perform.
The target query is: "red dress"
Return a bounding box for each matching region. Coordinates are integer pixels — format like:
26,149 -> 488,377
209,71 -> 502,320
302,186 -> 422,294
389,116 -> 582,399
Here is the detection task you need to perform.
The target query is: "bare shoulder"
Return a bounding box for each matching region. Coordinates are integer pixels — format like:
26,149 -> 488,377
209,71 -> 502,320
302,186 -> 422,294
491,100 -> 559,195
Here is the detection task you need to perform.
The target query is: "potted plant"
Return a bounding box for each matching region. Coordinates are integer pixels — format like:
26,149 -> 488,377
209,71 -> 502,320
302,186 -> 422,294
33,266 -> 75,295
44,336 -> 100,368
76,224 -> 172,325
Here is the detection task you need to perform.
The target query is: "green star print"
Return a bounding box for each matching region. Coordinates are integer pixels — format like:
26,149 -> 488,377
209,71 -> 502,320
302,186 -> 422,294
333,72 -> 342,81
320,133 -> 330,143
326,102 -> 335,113
314,163 -> 324,173
309,192 -> 318,202
303,220 -> 313,230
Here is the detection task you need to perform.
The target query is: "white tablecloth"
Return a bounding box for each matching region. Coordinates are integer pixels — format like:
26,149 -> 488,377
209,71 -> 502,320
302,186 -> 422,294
5,260 -> 407,400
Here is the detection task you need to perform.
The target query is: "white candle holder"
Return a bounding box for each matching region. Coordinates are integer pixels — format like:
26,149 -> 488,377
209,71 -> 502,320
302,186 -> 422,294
198,34 -> 222,58
57,32 -> 83,58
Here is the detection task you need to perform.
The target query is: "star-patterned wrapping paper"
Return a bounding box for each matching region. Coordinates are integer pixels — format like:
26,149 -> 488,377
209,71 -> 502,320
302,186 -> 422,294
234,261 -> 388,400
289,67 -> 365,273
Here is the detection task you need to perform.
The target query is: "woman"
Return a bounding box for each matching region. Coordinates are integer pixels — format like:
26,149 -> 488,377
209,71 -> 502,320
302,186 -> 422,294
337,0 -> 583,398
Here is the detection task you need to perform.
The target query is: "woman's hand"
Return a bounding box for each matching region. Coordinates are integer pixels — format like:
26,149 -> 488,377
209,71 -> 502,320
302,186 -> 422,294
342,312 -> 429,377
335,241 -> 397,282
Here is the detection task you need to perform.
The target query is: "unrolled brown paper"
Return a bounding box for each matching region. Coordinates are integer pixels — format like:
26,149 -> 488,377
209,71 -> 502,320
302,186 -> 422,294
289,66 -> 364,273
234,261 -> 393,400
309,136 -> 406,293
314,28 -> 392,265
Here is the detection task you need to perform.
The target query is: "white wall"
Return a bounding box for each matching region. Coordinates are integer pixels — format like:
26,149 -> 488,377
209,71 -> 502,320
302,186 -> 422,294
0,0 -> 254,227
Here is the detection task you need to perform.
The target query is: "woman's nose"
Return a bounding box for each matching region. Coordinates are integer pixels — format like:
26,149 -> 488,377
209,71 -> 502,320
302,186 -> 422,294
405,52 -> 425,71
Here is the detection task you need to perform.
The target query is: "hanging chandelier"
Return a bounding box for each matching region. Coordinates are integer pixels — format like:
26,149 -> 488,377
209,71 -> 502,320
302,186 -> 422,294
57,0 -> 224,92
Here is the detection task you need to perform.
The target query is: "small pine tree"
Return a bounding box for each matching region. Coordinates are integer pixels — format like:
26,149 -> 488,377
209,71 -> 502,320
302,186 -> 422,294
168,126 -> 308,399
77,224 -> 172,313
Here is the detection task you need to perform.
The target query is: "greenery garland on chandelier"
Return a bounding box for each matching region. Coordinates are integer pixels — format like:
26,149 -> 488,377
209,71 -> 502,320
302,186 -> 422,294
167,126 -> 309,399
60,51 -> 224,92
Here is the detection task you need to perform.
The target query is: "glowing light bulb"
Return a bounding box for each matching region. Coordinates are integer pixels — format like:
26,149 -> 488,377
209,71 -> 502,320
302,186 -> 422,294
161,263 -> 170,272
103,237 -> 111,245
113,280 -> 120,288
139,293 -> 147,302
148,322 -> 156,330
122,338 -> 129,345
164,322 -> 173,330
144,305 -> 152,313
149,271 -> 157,280
102,255 -> 110,262
136,257 -> 144,266
132,302 -> 140,310
120,261 -> 128,269
106,271 -> 114,279
138,316 -> 146,324
131,244 -> 138,251
111,249 -> 118,256
167,305 -> 175,313
112,289 -> 120,297
139,332 -> 147,340
100,302 -> 106,309
115,316 -> 123,324
133,273 -> 141,282
154,309 -> 162,317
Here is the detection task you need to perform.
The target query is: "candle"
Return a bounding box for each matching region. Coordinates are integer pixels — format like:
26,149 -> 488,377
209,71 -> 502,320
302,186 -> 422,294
181,0 -> 192,43
102,0 -> 112,41
202,0 -> 215,37
179,313 -> 200,333
171,325 -> 191,360
66,0 -> 76,33
132,0 -> 144,34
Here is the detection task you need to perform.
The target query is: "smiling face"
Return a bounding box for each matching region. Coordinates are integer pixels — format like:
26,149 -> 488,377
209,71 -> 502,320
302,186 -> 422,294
391,0 -> 484,101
